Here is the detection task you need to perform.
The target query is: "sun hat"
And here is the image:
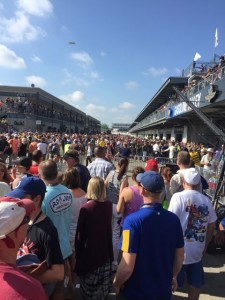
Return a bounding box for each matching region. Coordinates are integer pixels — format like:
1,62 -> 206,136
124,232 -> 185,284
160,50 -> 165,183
136,171 -> 164,193
0,196 -> 35,239
182,168 -> 200,185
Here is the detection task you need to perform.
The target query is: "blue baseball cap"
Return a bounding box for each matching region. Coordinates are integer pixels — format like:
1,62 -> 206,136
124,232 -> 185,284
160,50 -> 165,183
136,171 -> 164,193
6,177 -> 46,199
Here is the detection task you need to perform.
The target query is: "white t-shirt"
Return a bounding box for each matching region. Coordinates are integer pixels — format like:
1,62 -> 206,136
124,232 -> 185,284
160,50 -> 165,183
37,142 -> 48,155
153,143 -> 159,152
168,189 -> 217,264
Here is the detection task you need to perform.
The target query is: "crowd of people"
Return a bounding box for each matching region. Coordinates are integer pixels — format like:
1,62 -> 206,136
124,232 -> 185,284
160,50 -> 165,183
0,130 -> 224,299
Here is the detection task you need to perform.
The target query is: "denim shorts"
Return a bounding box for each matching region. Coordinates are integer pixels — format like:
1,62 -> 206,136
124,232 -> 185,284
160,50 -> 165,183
177,261 -> 204,289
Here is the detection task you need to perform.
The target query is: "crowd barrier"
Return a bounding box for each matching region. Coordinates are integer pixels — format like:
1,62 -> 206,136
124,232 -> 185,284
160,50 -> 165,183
111,156 -> 177,173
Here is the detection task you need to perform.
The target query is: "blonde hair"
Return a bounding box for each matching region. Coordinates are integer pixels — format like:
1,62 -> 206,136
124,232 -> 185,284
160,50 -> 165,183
87,176 -> 106,201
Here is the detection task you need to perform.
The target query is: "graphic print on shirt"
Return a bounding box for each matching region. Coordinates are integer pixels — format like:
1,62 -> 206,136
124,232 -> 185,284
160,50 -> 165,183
49,193 -> 72,213
185,200 -> 209,242
18,238 -> 37,256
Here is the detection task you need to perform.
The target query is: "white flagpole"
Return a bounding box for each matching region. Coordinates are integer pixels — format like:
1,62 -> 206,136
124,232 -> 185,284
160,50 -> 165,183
214,28 -> 218,63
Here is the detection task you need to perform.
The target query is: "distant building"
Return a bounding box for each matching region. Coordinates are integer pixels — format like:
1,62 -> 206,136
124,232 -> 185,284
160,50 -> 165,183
0,85 -> 101,133
111,123 -> 132,135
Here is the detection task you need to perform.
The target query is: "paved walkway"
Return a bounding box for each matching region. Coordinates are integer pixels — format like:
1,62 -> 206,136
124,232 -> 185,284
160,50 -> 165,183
172,252 -> 225,299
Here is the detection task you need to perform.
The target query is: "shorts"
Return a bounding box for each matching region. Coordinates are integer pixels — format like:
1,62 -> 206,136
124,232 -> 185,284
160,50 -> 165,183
177,261 -> 204,289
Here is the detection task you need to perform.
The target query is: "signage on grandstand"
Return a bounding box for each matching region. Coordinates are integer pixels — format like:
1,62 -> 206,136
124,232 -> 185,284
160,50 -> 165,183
14,121 -> 24,125
36,120 -> 42,125
166,92 -> 201,119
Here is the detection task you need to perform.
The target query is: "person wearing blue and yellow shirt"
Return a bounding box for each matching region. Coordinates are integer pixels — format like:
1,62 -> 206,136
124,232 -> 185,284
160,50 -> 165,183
113,171 -> 184,300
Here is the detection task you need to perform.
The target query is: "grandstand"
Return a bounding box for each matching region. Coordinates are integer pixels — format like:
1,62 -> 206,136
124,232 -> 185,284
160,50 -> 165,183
0,85 -> 101,133
129,55 -> 225,146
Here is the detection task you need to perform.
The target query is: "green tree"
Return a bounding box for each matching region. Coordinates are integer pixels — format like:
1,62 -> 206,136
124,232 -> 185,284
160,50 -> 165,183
101,123 -> 110,132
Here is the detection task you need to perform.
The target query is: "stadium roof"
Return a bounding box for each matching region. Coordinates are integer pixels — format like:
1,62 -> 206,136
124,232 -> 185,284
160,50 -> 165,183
134,77 -> 188,122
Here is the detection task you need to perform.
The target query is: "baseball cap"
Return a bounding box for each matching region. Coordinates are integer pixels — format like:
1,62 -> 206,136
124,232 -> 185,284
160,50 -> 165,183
145,158 -> 159,172
6,177 -> 46,199
0,196 -> 35,239
207,148 -> 214,153
13,157 -> 32,170
136,171 -> 164,193
182,168 -> 200,185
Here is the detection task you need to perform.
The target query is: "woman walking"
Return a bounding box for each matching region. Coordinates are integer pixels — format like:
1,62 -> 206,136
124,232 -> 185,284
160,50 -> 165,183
75,177 -> 113,300
105,157 -> 129,269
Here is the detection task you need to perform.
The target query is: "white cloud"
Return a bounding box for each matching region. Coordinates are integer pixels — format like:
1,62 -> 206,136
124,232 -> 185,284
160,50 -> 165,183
25,75 -> 46,88
110,107 -> 118,112
17,0 -> 53,17
89,71 -> 99,79
0,44 -> 26,69
60,91 -> 85,106
119,102 -> 135,109
61,69 -> 89,87
144,67 -> 168,77
0,11 -> 46,43
71,51 -> 93,68
31,54 -> 42,62
84,103 -> 106,117
125,81 -> 139,90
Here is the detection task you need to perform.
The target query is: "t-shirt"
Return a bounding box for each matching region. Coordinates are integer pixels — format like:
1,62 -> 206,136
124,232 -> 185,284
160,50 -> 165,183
221,217 -> 225,230
41,184 -> 73,259
119,204 -> 184,299
0,263 -> 47,300
29,164 -> 39,176
169,189 -> 217,264
87,158 -> 114,180
75,163 -> 91,192
37,142 -> 48,155
70,195 -> 87,247
18,216 -> 63,267
106,170 -> 126,204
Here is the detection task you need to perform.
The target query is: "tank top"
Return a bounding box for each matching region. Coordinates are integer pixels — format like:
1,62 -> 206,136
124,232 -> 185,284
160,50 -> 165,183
121,186 -> 143,225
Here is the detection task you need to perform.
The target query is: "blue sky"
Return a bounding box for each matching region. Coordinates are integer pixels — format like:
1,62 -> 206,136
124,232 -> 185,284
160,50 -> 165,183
0,0 -> 224,127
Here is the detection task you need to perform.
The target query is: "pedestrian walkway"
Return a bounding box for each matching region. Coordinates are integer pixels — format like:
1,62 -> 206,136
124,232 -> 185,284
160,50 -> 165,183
172,252 -> 225,299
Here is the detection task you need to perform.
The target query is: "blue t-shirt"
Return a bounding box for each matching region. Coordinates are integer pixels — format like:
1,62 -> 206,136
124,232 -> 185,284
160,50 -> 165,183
119,203 -> 184,300
221,217 -> 225,230
41,184 -> 73,259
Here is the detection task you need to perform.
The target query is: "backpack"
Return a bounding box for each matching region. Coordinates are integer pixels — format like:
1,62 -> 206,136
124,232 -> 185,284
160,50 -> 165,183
50,143 -> 59,154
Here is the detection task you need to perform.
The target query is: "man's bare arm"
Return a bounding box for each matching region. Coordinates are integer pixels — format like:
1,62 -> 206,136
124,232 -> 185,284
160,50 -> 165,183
113,252 -> 136,295
172,247 -> 184,292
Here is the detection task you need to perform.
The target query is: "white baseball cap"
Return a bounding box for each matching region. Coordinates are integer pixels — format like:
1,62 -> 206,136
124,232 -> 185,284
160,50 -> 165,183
0,197 -> 35,239
183,168 -> 201,185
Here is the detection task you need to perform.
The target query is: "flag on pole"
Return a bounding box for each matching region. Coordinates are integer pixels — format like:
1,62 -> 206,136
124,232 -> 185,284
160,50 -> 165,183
194,52 -> 201,61
215,28 -> 218,48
